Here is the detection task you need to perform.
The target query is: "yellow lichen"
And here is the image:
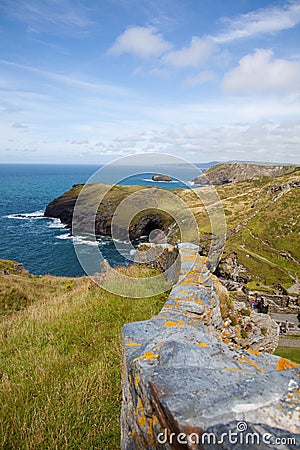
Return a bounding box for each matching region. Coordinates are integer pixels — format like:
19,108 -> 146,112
134,350 -> 158,362
134,374 -> 139,389
197,342 -> 207,347
125,342 -> 142,347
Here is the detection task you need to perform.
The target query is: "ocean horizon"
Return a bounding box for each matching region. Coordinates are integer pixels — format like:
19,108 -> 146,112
0,163 -> 209,276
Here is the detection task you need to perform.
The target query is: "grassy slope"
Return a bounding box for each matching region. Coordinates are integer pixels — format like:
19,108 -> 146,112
274,347 -> 300,364
180,172 -> 300,292
0,265 -> 168,449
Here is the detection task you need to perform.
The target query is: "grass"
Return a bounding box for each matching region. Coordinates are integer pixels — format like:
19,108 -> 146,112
280,335 -> 300,340
0,264 -> 168,449
274,346 -> 300,364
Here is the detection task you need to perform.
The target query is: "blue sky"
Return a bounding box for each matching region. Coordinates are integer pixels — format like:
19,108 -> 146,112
0,0 -> 300,164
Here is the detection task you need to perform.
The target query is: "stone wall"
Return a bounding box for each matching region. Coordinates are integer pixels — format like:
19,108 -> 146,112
249,293 -> 299,314
121,244 -> 299,449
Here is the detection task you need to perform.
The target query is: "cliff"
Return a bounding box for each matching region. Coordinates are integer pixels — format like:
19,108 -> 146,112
45,183 -> 176,241
45,168 -> 300,294
192,162 -> 299,185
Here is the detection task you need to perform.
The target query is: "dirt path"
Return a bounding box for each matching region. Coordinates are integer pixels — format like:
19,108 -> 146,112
278,338 -> 300,348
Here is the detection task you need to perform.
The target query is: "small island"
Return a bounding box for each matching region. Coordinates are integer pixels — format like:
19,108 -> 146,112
152,173 -> 172,182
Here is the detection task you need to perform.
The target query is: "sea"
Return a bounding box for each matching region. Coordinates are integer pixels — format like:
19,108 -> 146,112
0,163 -> 209,277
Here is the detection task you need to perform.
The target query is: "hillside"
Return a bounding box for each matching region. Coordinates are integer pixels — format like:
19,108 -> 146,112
192,162 -> 299,185
0,263 -> 168,448
180,171 -> 300,293
44,165 -> 300,294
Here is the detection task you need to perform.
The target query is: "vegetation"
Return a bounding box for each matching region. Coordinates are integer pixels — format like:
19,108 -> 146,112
47,168 -> 300,293
274,346 -> 300,364
0,263 -> 168,449
2,165 -> 298,447
180,171 -> 300,293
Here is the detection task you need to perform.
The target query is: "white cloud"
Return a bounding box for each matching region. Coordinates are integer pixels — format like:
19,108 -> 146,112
12,122 -> 28,129
164,37 -> 216,67
184,70 -> 215,86
216,1 -> 300,43
222,49 -> 300,94
108,26 -> 172,58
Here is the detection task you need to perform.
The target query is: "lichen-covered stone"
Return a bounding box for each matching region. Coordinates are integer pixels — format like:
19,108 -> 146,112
121,244 -> 299,449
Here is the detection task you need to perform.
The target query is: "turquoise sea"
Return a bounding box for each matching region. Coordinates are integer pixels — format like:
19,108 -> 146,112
0,163 -> 208,277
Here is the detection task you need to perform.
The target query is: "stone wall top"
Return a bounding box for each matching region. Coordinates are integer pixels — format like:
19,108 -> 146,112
121,244 -> 299,449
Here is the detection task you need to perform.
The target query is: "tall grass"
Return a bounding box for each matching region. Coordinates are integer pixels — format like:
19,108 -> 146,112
0,266 -> 168,449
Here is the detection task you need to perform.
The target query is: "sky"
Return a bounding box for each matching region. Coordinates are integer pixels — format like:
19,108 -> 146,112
0,0 -> 300,164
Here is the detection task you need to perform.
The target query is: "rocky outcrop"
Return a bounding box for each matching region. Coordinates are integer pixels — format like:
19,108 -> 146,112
152,174 -> 172,182
216,252 -> 251,289
221,300 -> 279,353
134,243 -> 181,284
192,162 -> 298,185
121,244 -> 299,449
268,178 -> 300,201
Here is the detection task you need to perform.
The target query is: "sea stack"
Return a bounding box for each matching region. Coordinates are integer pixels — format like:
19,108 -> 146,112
152,173 -> 172,182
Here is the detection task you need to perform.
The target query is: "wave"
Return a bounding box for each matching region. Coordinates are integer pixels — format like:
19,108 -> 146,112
5,210 -> 45,219
47,218 -> 66,229
56,233 -> 100,247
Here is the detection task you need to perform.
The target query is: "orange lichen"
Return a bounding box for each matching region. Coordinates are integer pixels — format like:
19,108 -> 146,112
197,342 -> 207,347
195,299 -> 204,305
225,367 -> 243,373
137,412 -> 146,427
248,349 -> 260,355
238,357 -> 266,373
125,342 -> 141,347
222,331 -> 231,338
276,358 -> 297,371
164,320 -> 183,328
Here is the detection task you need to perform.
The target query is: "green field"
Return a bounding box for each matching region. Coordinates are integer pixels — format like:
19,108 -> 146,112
0,266 -> 168,449
274,346 -> 300,364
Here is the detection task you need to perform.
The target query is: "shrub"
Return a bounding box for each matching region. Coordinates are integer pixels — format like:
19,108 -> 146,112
241,329 -> 248,339
229,315 -> 238,326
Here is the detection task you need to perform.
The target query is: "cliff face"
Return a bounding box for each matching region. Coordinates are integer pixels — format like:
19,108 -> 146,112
45,183 -> 175,241
192,162 -> 298,185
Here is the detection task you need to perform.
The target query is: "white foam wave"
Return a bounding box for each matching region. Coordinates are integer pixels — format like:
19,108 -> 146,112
56,233 -> 99,247
5,210 -> 45,219
113,238 -> 130,244
47,218 -> 66,229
